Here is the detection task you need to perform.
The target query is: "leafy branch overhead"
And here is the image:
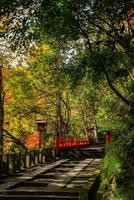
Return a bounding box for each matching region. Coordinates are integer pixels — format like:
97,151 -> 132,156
39,0 -> 134,111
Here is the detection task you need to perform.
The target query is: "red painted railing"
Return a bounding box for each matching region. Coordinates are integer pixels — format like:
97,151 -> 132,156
56,135 -> 90,154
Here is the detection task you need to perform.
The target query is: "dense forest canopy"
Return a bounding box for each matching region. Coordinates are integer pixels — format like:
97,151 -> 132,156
39,0 -> 134,108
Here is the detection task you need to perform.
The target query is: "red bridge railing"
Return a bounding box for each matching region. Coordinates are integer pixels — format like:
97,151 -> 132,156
55,135 -> 90,154
55,131 -> 112,154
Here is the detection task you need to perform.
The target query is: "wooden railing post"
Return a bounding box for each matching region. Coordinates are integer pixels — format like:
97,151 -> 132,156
23,150 -> 27,169
17,152 -> 21,172
32,150 -> 35,165
56,132 -> 60,154
106,131 -> 111,144
41,149 -> 44,163
12,153 -> 16,172
5,154 -> 9,175
42,149 -> 46,163
29,150 -> 32,167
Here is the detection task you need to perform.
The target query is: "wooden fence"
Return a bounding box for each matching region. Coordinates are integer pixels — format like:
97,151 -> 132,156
1,149 -> 54,175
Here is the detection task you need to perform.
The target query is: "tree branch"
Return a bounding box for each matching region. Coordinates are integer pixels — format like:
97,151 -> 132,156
114,46 -> 134,82
103,68 -> 130,106
76,15 -> 94,53
3,129 -> 27,150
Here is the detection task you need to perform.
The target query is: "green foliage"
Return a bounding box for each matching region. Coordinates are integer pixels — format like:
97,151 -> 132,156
0,0 -> 41,53
39,0 -> 134,106
100,126 -> 134,199
113,187 -> 127,200
101,144 -> 123,187
45,137 -> 55,149
112,181 -> 134,200
97,90 -> 126,132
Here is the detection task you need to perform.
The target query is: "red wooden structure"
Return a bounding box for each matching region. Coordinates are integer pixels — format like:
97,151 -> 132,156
55,135 -> 90,154
36,120 -> 47,149
37,127 -> 43,149
106,131 -> 112,144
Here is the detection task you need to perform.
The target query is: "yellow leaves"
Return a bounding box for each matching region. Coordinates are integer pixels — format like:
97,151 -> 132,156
41,44 -> 52,55
111,177 -> 117,192
5,91 -> 13,103
13,66 -> 33,80
0,16 -> 7,30
28,44 -> 53,64
14,66 -> 27,73
70,109 -> 79,116
3,67 -> 10,79
0,22 -> 4,30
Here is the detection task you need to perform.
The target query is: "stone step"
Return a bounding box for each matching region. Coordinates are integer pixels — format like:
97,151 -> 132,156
0,194 -> 79,200
0,159 -> 69,191
58,154 -> 103,159
0,191 -> 78,196
36,174 -> 56,179
58,148 -> 104,159
0,147 -> 103,200
0,191 -> 79,200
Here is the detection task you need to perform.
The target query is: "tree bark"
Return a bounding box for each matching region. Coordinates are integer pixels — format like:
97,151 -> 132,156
78,97 -> 88,137
0,65 -> 4,174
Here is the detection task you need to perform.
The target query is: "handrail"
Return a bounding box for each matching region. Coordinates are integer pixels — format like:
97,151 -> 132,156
56,136 -> 90,154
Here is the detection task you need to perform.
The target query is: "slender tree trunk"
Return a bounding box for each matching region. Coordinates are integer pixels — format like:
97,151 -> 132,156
78,97 -> 88,137
0,65 -> 4,174
54,61 -> 63,136
60,94 -> 70,135
56,94 -> 62,135
129,101 -> 134,129
93,118 -> 98,141
93,100 -> 98,142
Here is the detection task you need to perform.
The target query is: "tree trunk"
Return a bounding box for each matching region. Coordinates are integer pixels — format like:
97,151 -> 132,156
92,99 -> 98,142
129,101 -> 134,127
56,94 -> 63,135
93,118 -> 98,142
54,61 -> 63,136
78,97 -> 88,137
0,65 -> 4,174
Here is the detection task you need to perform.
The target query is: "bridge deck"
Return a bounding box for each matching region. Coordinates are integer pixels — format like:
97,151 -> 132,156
0,145 -> 104,200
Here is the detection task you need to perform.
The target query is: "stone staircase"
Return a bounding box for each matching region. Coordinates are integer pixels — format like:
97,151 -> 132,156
58,145 -> 105,159
0,191 -> 79,200
0,146 -> 104,200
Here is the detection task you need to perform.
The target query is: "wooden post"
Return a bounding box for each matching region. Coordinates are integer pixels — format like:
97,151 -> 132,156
37,128 -> 43,149
41,149 -> 43,163
5,154 -> 9,175
12,153 -> 16,172
33,150 -> 36,165
35,150 -> 38,165
37,150 -> 40,163
56,132 -> 60,154
42,149 -> 45,163
17,152 -> 21,172
106,131 -> 111,144
23,151 -> 27,168
29,150 -> 32,167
